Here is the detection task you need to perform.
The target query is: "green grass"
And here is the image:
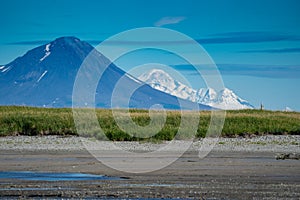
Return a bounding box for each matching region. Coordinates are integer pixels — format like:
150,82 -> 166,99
0,106 -> 299,140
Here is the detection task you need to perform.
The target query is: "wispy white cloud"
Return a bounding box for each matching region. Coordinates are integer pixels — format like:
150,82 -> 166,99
173,64 -> 300,79
238,47 -> 300,53
154,16 -> 186,27
7,32 -> 300,47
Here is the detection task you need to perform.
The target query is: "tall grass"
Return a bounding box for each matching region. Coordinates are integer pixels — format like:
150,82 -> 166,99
0,106 -> 299,140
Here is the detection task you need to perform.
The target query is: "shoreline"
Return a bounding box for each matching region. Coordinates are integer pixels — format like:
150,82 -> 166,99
0,135 -> 299,153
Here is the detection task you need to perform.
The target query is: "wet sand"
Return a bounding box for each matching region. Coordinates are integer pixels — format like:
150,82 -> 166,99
0,148 -> 299,199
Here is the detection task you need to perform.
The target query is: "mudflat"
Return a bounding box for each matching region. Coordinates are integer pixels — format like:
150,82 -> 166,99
0,136 -> 299,199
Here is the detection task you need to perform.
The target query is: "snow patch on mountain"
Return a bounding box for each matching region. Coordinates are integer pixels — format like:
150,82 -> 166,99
40,44 -> 51,62
138,69 -> 254,110
37,70 -> 48,83
1,66 -> 11,73
45,43 -> 51,52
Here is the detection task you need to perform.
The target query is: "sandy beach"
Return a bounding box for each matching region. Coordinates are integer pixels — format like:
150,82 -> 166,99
0,135 -> 299,199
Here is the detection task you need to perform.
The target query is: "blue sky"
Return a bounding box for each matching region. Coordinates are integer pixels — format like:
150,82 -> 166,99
1,0 -> 300,110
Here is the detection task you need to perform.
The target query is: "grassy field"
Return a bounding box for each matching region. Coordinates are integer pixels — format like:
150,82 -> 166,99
0,106 -> 299,140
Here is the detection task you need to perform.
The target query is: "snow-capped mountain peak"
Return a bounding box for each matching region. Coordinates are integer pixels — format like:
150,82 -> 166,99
138,69 -> 254,110
139,69 -> 176,88
139,69 -> 197,100
140,69 -> 171,81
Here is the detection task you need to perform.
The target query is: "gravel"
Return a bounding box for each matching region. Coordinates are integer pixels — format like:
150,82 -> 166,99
0,135 -> 299,153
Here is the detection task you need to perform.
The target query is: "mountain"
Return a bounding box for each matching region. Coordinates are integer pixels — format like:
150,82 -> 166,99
0,36 -> 212,110
138,69 -> 254,110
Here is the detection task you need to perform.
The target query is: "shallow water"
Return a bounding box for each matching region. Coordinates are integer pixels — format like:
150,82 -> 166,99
0,171 -> 120,181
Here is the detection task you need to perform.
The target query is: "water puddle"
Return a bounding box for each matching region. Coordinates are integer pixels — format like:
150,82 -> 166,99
0,171 -> 121,181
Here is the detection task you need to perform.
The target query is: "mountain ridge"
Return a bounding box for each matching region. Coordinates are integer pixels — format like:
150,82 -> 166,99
138,69 -> 254,110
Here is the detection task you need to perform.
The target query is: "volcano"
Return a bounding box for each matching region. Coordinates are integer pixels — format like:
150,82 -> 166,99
0,36 -> 212,110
